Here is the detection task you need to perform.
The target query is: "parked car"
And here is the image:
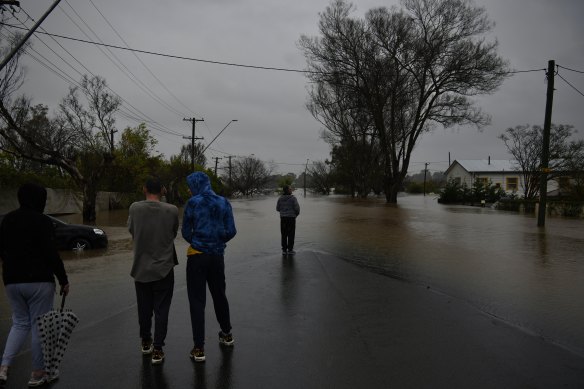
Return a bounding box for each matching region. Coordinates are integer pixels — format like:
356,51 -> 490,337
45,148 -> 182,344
48,215 -> 108,251
0,214 -> 108,251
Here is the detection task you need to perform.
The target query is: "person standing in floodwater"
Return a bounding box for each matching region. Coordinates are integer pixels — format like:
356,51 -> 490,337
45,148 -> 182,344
276,185 -> 300,255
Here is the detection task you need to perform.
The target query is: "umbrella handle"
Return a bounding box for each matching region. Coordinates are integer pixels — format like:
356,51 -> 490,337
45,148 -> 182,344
60,294 -> 66,312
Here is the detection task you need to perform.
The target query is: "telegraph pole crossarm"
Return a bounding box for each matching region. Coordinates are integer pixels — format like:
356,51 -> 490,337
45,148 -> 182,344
183,117 -> 204,172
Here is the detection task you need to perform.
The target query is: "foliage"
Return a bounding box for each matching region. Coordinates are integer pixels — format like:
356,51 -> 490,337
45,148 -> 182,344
103,123 -> 164,193
438,178 -> 506,204
300,0 -> 509,203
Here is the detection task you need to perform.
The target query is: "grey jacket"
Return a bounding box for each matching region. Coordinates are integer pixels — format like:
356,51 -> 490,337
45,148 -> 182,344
276,195 -> 300,218
128,200 -> 179,282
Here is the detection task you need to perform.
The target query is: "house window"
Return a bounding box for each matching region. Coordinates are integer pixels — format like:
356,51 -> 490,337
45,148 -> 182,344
476,177 -> 489,185
506,177 -> 518,191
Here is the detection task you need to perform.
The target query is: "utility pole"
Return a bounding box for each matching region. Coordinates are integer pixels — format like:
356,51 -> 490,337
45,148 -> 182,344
0,0 -> 60,73
110,128 -> 118,153
227,156 -> 235,188
182,117 -> 204,172
304,159 -> 309,198
214,157 -> 222,176
537,60 -> 555,227
423,162 -> 429,196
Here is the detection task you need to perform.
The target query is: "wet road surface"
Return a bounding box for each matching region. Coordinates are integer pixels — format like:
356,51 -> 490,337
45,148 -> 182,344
0,194 -> 583,388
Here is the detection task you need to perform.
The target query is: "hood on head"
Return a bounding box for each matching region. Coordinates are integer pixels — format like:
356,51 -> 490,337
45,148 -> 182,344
186,172 -> 211,196
17,183 -> 47,213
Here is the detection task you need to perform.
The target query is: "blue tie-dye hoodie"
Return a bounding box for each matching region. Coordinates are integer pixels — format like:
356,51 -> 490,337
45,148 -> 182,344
182,172 -> 237,255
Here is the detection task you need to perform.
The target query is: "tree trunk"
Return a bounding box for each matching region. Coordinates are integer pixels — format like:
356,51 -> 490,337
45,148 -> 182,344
82,182 -> 98,222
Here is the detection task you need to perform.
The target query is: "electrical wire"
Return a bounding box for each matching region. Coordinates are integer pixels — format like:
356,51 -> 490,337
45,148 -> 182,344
86,0 -> 201,119
558,64 -> 584,75
56,3 -> 188,118
0,22 -> 316,74
556,72 -> 584,98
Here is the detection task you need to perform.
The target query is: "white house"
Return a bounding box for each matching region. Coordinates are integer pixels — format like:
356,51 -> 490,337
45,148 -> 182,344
444,159 -> 561,197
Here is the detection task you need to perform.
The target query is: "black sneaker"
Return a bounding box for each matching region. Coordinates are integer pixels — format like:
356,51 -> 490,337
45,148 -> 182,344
218,331 -> 234,346
141,339 -> 153,355
287,249 -> 296,255
190,347 -> 205,362
151,348 -> 165,365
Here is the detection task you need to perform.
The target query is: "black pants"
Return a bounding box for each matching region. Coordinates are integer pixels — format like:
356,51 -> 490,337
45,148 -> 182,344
280,217 -> 296,251
187,254 -> 232,348
135,269 -> 174,349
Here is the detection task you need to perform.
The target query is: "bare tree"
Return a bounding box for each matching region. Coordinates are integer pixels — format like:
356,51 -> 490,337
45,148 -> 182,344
499,124 -> 584,199
0,75 -> 121,221
299,0 -> 509,203
308,160 -> 334,194
227,156 -> 272,196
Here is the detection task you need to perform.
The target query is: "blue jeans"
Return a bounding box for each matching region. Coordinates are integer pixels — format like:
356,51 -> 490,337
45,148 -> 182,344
2,282 -> 55,370
187,254 -> 231,348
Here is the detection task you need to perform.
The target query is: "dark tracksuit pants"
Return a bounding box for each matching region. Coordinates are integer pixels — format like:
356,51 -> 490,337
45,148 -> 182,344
135,269 -> 174,349
187,253 -> 232,348
280,217 -> 296,251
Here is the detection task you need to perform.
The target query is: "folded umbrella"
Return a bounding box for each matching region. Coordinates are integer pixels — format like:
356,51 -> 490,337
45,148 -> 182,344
37,294 -> 79,380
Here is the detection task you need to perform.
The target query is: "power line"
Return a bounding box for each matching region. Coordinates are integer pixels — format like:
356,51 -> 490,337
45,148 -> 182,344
0,22 -> 316,74
557,64 -> 584,75
86,0 -> 200,119
556,72 -> 584,98
13,9 -> 185,139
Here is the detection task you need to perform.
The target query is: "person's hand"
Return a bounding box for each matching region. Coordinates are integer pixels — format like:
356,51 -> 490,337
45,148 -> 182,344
60,283 -> 70,296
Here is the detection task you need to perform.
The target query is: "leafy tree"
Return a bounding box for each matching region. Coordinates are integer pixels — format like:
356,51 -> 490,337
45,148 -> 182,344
300,0 -> 509,203
104,123 -> 163,194
498,124 -> 584,199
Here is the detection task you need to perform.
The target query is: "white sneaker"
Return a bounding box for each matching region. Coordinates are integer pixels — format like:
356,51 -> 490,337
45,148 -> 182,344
0,365 -> 8,382
27,373 -> 47,387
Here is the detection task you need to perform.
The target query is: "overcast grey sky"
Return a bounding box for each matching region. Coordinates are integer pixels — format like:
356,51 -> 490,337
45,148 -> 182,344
12,0 -> 584,176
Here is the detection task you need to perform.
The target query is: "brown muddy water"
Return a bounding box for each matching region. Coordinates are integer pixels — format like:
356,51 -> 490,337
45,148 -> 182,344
6,193 -> 584,356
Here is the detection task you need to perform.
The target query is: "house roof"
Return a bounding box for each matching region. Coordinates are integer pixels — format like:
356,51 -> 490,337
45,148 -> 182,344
445,160 -> 520,175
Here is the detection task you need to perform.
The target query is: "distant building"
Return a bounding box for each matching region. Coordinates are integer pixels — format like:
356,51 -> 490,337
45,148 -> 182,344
444,159 -> 562,197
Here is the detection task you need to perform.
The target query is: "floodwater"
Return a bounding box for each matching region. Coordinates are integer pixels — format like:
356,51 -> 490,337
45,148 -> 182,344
48,193 -> 584,356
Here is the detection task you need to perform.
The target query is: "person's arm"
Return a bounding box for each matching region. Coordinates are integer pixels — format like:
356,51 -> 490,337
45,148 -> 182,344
127,204 -> 134,237
223,201 -> 237,242
41,216 -> 69,290
294,197 -> 300,216
181,202 -> 194,243
172,206 -> 179,237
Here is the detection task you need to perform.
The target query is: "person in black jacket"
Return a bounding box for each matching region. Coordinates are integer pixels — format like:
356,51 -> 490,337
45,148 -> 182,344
276,185 -> 300,255
0,183 -> 70,387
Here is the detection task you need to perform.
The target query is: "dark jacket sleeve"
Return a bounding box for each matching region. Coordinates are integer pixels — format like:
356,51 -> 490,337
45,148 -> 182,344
40,216 -> 68,285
